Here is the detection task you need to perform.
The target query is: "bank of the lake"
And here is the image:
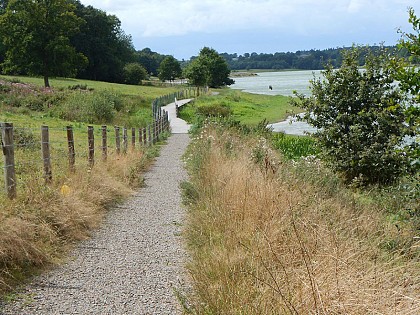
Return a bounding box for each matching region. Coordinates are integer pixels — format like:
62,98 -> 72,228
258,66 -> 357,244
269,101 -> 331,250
230,70 -> 320,134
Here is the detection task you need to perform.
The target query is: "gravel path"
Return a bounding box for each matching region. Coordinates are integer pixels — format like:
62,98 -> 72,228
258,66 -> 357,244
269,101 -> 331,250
0,133 -> 191,315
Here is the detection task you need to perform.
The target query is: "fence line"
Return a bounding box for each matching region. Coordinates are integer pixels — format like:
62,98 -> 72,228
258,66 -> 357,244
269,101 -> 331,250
0,90 -> 182,199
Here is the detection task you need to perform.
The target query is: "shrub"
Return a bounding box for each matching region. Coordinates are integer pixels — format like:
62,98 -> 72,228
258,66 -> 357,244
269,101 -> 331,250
123,63 -> 148,85
196,103 -> 232,118
56,90 -> 118,123
13,127 -> 38,150
292,47 -> 415,186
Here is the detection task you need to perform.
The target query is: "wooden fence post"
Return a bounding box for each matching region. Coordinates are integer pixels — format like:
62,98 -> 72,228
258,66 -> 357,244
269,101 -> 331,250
142,128 -> 147,146
123,127 -> 128,154
102,125 -> 107,161
158,117 -> 162,136
1,123 -> 16,199
115,126 -> 120,155
88,126 -> 94,167
153,121 -> 157,144
148,125 -> 152,146
67,126 -> 75,173
139,128 -> 143,146
131,127 -> 136,150
41,125 -> 52,183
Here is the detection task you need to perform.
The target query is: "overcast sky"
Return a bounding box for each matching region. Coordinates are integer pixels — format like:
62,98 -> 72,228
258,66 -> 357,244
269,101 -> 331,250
79,0 -> 419,60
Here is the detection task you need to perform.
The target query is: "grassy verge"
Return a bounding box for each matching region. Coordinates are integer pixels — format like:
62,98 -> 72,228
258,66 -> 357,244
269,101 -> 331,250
178,88 -> 300,126
182,121 -> 419,314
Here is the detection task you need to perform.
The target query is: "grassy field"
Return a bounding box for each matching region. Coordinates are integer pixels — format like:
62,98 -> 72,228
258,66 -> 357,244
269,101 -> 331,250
179,88 -> 301,126
0,75 -> 179,98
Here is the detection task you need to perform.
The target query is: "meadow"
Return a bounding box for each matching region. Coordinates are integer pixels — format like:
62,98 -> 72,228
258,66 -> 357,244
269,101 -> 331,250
178,88 -> 301,126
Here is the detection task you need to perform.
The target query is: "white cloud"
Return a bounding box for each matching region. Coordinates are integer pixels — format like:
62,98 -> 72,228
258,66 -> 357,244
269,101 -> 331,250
82,0 -> 347,37
80,0 -> 420,57
347,0 -> 363,13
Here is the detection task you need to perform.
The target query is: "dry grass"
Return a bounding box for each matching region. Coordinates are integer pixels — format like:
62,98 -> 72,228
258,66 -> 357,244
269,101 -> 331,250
183,125 -> 420,314
0,144 -> 158,293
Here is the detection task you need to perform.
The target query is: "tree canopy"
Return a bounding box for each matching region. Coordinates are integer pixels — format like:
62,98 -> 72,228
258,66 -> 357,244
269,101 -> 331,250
136,48 -> 167,76
158,56 -> 182,82
0,0 -> 87,87
71,2 -> 136,83
184,47 -> 234,88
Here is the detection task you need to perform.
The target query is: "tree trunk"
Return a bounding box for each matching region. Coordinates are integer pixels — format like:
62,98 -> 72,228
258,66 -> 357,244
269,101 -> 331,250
44,75 -> 50,88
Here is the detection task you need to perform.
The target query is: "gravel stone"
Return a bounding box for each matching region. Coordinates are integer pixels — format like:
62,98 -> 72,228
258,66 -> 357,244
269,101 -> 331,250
0,133 -> 192,315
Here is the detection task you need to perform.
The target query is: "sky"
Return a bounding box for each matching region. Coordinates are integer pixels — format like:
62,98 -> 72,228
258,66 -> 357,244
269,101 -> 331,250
79,0 -> 420,60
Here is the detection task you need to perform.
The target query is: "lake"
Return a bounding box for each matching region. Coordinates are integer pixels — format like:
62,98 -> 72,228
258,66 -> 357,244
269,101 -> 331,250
230,70 -> 321,97
230,70 -> 320,135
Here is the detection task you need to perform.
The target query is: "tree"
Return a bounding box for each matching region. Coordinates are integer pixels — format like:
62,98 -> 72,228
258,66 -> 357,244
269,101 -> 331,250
71,3 -> 136,83
158,56 -> 181,82
292,47 -> 414,185
184,47 -> 234,89
136,48 -> 166,76
396,8 -> 420,124
123,62 -> 147,85
0,0 -> 7,71
0,0 -> 8,14
183,58 -> 208,94
0,0 -> 87,87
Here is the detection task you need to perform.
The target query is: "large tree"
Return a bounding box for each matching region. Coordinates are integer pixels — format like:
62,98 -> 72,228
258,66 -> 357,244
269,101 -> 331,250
184,47 -> 234,88
158,56 -> 182,82
0,0 -> 87,87
135,48 -> 166,76
0,0 -> 7,70
292,47 -> 414,185
71,3 -> 135,83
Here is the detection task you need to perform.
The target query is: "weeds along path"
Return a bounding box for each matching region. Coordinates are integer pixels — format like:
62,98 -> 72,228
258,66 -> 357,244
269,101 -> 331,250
0,133 -> 192,314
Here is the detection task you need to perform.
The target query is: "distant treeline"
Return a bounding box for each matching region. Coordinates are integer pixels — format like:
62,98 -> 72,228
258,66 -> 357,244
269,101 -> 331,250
220,46 -> 410,70
0,0 -> 170,84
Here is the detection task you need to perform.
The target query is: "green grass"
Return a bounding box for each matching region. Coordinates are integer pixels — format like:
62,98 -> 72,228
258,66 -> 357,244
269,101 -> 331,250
0,75 -> 183,128
0,75 -> 179,98
271,132 -> 319,160
179,88 -> 301,126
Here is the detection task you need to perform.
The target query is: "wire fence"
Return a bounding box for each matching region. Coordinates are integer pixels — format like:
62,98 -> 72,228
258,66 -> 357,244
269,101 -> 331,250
0,89 -> 187,199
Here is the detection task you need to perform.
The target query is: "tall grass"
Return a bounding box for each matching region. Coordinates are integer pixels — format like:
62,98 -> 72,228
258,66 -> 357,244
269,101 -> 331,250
182,123 -> 419,314
0,136 -> 165,293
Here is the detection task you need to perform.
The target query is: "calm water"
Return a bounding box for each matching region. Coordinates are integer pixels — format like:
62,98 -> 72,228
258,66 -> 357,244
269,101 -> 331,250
230,70 -> 321,97
230,70 -> 321,135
